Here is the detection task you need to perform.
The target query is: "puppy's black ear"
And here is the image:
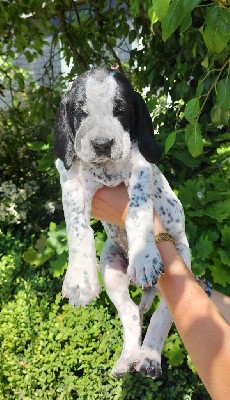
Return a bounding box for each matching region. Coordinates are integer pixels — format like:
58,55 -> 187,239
54,96 -> 75,170
132,92 -> 162,163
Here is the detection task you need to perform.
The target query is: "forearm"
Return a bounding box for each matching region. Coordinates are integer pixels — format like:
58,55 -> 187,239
157,241 -> 230,400
198,282 -> 230,324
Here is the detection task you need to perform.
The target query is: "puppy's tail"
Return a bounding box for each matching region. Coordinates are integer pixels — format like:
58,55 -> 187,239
139,286 -> 158,317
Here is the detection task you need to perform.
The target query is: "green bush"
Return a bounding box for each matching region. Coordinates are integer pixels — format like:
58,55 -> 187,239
0,290 -> 121,399
0,230 -> 27,306
0,279 -> 209,400
0,231 -> 210,400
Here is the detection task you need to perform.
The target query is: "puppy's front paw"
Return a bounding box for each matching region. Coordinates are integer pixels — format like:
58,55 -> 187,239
62,266 -> 100,306
128,247 -> 163,288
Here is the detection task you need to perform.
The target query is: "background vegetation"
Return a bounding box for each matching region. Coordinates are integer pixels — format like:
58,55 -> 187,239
0,0 -> 229,399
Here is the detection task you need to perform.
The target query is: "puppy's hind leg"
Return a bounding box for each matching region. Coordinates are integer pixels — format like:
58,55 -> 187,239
101,239 -> 142,378
135,299 -> 172,379
136,235 -> 190,378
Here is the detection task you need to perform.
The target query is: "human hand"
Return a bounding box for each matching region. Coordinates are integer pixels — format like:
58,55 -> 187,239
91,183 -> 129,228
91,183 -> 166,235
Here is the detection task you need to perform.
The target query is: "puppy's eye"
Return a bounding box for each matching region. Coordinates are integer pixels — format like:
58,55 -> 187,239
73,107 -> 87,120
77,109 -> 88,118
113,102 -> 125,117
72,108 -> 88,131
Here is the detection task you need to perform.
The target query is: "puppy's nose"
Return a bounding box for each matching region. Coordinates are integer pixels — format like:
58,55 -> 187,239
91,138 -> 114,151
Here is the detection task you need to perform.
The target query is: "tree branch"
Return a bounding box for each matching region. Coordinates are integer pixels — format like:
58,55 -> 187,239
198,57 -> 230,118
57,7 -> 88,72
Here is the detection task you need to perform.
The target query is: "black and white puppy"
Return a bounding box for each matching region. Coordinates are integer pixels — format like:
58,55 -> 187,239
54,67 -> 190,379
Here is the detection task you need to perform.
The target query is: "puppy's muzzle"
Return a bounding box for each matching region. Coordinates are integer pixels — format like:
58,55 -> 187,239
91,138 -> 114,158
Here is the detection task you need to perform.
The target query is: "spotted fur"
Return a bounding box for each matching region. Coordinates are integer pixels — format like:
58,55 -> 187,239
54,67 -> 190,379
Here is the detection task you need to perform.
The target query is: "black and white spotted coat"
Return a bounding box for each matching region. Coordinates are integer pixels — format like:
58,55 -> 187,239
54,67 -> 191,379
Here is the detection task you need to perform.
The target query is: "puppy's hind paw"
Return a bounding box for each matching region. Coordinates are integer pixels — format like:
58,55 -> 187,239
136,359 -> 162,379
111,356 -> 137,379
62,274 -> 100,306
134,348 -> 162,379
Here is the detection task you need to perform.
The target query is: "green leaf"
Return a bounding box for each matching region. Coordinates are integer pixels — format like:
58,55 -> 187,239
148,0 -> 169,25
186,221 -> 198,244
203,5 -> 230,53
210,258 -> 230,287
50,252 -> 67,277
24,50 -> 38,62
185,124 -> 203,157
174,149 -> 201,169
95,231 -> 106,257
210,104 -> 229,125
180,13 -> 192,33
130,0 -> 140,16
0,3 -> 8,22
35,234 -> 47,251
193,233 -> 214,260
164,333 -> 186,366
216,142 -> 230,158
216,79 -> 230,110
14,72 -> 25,91
37,150 -> 55,172
187,355 -> 197,374
185,124 -> 193,142
148,8 -> 158,25
161,0 -> 201,41
165,131 -> 177,154
221,225 -> 230,248
203,199 -> 230,222
161,0 -> 183,41
218,249 -> 230,266
128,29 -> 137,44
27,141 -> 49,151
201,56 -> 209,69
184,0 -> 201,14
23,247 -> 51,267
47,222 -> 67,255
196,80 -> 204,97
184,98 -> 200,125
192,260 -> 206,276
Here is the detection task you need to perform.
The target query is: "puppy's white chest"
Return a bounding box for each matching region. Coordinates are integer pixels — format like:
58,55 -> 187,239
81,159 -> 131,187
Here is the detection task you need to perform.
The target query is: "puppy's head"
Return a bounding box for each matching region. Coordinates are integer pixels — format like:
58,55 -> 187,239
54,67 -> 161,169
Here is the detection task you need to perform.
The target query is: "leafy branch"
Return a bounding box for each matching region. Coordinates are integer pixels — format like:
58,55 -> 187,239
199,57 -> 230,117
57,6 -> 88,72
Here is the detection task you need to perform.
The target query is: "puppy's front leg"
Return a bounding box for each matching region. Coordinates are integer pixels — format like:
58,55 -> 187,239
125,161 -> 163,288
59,168 -> 102,306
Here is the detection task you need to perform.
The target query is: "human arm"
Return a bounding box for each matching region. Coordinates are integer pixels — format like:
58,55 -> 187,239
91,183 -> 230,323
91,183 -> 230,400
198,280 -> 230,324
154,219 -> 230,400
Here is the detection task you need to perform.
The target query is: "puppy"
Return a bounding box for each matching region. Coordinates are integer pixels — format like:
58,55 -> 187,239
54,67 -> 190,378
